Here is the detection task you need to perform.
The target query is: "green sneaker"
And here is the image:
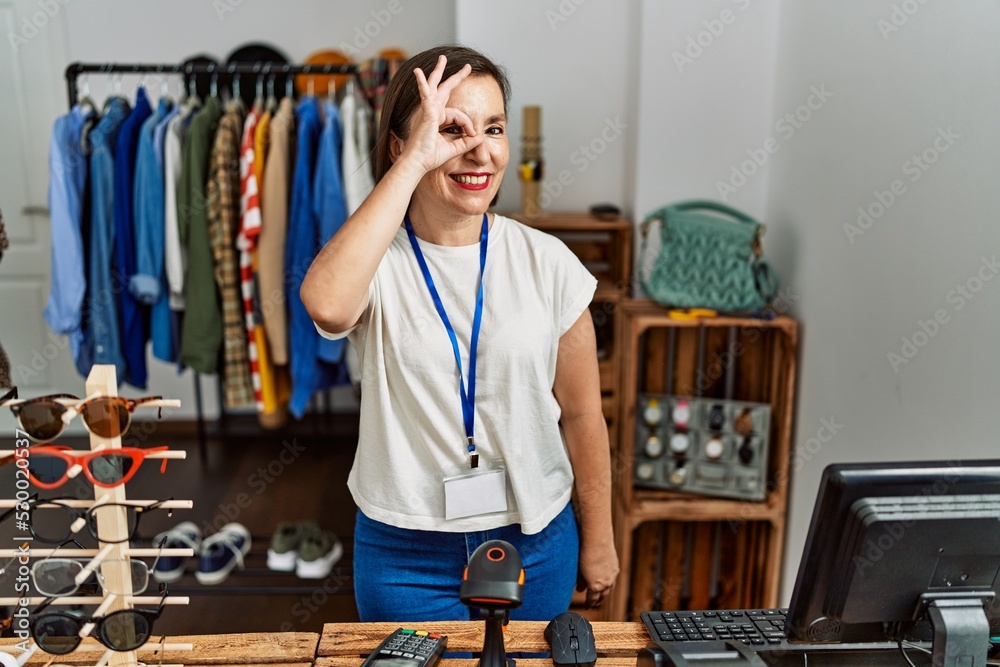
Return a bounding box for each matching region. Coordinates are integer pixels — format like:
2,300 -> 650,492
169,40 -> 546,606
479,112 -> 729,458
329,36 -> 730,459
266,520 -> 318,572
295,528 -> 343,579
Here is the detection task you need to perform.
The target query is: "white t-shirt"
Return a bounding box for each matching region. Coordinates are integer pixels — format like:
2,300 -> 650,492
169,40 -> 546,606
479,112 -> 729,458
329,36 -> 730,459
316,214 -> 597,534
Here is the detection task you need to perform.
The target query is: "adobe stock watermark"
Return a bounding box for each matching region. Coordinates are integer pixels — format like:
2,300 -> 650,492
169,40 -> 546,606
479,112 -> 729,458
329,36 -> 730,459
201,438 -> 308,535
9,431 -> 33,653
852,461 -> 962,577
545,0 -> 588,31
716,84 -> 834,202
523,116 -> 627,216
278,565 -> 352,632
7,0 -> 72,52
876,0 -> 932,41
338,0 -> 415,58
887,255 -> 999,373
672,0 -> 753,73
212,0 -> 242,20
728,416 -> 845,532
681,284 -> 800,396
843,126 -> 960,245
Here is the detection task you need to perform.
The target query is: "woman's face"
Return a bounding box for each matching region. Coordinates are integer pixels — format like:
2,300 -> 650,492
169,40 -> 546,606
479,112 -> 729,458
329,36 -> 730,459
410,74 -> 509,219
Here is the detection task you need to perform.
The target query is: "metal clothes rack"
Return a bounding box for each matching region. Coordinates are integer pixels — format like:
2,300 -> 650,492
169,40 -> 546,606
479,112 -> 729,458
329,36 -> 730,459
65,60 -> 358,107
63,60 -> 358,454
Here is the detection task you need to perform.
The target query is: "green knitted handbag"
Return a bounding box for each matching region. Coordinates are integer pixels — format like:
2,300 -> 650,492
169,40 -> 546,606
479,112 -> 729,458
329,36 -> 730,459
638,200 -> 779,313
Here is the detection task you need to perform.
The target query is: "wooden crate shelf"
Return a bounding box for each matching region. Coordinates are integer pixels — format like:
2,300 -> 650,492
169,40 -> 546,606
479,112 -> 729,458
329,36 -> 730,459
624,517 -> 779,617
609,299 -> 799,621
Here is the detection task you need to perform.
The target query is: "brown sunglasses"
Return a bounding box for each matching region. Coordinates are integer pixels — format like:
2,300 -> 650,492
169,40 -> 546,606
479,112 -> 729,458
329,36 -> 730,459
1,388 -> 166,441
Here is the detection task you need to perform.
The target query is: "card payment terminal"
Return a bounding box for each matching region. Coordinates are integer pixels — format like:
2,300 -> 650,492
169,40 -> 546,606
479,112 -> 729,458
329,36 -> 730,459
359,628 -> 448,667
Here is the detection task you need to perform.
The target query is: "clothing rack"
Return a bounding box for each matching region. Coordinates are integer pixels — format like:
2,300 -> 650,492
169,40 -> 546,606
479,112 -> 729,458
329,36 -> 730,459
65,60 -> 358,107
63,60 -> 359,452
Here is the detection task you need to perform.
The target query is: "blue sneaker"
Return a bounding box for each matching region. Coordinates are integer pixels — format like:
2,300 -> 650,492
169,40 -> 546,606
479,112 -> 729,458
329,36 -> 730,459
195,523 -> 251,585
152,522 -> 201,583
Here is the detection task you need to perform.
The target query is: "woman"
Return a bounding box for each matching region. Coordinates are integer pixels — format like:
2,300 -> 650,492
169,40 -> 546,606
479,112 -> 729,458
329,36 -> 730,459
301,45 -> 618,621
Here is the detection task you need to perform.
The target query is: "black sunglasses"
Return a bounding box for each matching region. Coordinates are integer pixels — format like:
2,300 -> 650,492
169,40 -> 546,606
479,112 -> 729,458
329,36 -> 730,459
29,585 -> 169,654
0,495 -> 173,544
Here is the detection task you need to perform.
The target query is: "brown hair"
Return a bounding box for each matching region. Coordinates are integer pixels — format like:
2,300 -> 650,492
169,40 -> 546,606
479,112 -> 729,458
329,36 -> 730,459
373,44 -> 511,183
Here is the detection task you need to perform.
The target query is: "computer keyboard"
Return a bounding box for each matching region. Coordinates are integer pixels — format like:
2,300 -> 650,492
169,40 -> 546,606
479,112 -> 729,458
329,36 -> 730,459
640,609 -> 907,654
642,609 -> 792,649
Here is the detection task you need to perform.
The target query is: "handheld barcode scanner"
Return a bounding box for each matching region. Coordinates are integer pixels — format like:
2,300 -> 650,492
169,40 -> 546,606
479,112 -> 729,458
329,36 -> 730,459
460,540 -> 524,667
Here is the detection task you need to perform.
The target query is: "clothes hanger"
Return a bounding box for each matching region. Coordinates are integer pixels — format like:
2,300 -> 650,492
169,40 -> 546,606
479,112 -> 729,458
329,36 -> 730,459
326,66 -> 337,105
264,64 -> 278,115
76,73 -> 99,157
229,69 -> 245,112
77,72 -> 96,115
182,63 -> 201,113
209,66 -> 219,100
284,66 -> 295,102
156,64 -> 173,107
252,62 -> 265,114
101,66 -> 125,113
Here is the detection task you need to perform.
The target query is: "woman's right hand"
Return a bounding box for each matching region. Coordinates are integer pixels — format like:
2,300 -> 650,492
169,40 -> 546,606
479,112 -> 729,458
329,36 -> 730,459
396,55 -> 485,175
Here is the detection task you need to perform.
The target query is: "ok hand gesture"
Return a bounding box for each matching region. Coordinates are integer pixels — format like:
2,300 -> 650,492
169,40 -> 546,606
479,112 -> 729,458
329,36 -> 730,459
397,55 -> 484,175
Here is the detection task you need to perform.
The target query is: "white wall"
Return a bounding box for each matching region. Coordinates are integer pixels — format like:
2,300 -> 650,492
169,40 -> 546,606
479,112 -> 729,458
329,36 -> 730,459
456,0 -> 640,216
767,1 -> 1000,598
0,0 -> 454,429
633,0 -> 781,223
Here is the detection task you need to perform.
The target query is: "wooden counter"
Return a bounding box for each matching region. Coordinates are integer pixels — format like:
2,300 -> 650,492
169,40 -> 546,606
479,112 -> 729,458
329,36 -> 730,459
1,622 -> 919,666
0,632 -> 319,666
317,622 -> 647,667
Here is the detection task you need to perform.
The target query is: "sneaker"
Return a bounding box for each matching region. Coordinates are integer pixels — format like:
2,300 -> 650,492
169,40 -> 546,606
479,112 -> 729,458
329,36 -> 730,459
295,528 -> 343,579
266,520 -> 318,572
152,521 -> 201,583
195,523 -> 251,585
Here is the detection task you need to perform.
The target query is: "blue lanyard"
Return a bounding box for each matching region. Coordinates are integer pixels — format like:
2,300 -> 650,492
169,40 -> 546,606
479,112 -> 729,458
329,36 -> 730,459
404,213 -> 488,469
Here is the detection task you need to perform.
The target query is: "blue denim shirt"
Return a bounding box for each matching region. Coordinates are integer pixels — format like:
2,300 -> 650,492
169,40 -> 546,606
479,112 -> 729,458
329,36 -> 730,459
86,98 -> 130,378
131,98 -> 174,362
114,87 -> 152,388
287,97 -> 348,418
313,100 -> 349,365
44,104 -> 94,376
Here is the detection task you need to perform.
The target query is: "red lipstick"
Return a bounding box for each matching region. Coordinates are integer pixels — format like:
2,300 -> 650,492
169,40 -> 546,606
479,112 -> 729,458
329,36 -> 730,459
450,173 -> 491,191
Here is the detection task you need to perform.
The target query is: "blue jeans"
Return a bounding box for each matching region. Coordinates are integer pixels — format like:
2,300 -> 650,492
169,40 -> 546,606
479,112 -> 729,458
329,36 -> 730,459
354,503 -> 580,622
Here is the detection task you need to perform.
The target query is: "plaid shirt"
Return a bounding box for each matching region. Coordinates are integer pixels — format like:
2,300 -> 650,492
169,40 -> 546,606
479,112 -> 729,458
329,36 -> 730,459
207,104 -> 254,408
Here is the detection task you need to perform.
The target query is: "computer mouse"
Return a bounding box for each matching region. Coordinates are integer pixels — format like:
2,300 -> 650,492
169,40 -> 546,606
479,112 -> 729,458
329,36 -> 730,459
545,611 -> 597,667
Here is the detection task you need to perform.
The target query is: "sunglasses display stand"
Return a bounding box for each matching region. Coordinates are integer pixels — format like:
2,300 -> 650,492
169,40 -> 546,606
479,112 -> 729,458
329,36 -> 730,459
0,364 -> 194,666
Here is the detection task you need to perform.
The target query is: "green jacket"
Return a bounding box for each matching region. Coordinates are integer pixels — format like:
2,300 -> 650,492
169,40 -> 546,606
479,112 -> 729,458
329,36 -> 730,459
179,96 -> 222,373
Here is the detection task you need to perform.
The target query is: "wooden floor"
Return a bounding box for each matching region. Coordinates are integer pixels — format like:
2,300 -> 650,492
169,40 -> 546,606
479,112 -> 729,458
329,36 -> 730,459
0,412 -> 364,634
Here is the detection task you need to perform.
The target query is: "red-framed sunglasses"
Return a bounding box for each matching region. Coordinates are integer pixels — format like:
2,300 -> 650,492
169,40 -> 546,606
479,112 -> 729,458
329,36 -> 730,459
18,444 -> 170,488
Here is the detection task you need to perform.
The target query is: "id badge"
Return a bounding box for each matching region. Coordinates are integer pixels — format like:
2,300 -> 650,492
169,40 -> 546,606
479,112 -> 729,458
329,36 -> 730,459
442,458 -> 508,520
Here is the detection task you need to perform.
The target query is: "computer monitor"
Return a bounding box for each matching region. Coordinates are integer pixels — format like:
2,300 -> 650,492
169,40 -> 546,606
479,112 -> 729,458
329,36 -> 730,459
786,459 -> 1000,667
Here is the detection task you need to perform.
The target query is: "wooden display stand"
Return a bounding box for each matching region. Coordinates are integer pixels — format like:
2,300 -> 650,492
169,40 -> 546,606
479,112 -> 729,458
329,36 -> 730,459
0,365 -> 193,666
609,301 -> 798,621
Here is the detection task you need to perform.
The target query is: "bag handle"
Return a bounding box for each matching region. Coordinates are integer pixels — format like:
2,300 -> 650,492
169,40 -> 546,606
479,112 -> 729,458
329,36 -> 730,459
754,258 -> 780,303
661,199 -> 760,226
